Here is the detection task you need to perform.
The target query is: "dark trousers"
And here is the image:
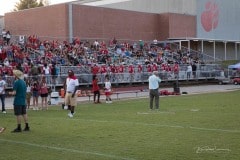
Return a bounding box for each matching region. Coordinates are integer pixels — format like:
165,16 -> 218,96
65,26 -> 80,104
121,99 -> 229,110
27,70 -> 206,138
0,94 -> 6,111
93,90 -> 100,102
149,89 -> 159,109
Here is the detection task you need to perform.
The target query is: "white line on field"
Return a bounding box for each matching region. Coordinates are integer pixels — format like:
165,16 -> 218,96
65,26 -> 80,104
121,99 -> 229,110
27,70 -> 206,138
137,111 -> 176,114
38,117 -> 240,133
188,126 -> 239,133
78,119 -> 240,133
0,139 -> 135,160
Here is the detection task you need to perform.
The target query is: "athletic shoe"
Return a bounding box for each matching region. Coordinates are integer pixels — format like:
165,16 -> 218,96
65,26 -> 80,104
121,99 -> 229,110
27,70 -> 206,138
0,127 -> 6,133
108,101 -> 112,103
69,111 -> 76,115
11,128 -> 22,133
23,127 -> 30,131
33,107 -> 39,111
2,111 -> 6,114
68,112 -> 73,118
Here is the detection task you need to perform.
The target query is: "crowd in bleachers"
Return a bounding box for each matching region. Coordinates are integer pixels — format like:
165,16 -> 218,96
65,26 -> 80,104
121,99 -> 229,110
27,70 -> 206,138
0,30 -> 203,81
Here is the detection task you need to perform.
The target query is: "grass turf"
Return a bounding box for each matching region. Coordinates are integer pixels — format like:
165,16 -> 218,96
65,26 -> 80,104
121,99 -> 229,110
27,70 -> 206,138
0,90 -> 240,160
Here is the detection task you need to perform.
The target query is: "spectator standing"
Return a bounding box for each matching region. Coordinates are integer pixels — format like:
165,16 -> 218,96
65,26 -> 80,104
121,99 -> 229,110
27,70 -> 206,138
6,31 -> 11,45
192,63 -> 197,78
3,58 -> 10,67
118,63 -> 124,81
0,75 -> 7,113
1,29 -> 6,42
39,43 -> 45,56
64,70 -> 79,118
173,62 -> 179,79
91,63 -> 100,75
25,79 -> 32,109
139,40 -> 144,50
152,63 -> 158,71
93,40 -> 99,50
51,63 -> 58,86
128,64 -> 134,83
186,63 -> 192,80
16,63 -> 24,72
92,75 -> 101,104
104,75 -> 112,103
31,81 -> 39,110
42,63 -> 51,84
9,70 -> 30,132
100,64 -> 107,82
39,77 -> 49,110
30,63 -> 39,81
148,71 -> 161,110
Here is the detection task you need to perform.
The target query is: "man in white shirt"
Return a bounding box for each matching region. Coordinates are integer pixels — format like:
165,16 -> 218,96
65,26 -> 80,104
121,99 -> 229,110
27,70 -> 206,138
43,63 -> 51,84
0,75 -> 7,113
64,70 -> 79,118
186,63 -> 192,80
2,29 -> 6,42
148,71 -> 161,110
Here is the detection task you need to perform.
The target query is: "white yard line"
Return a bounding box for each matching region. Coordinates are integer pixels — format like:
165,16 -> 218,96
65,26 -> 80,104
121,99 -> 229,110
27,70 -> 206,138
43,117 -> 240,133
0,139 -> 136,160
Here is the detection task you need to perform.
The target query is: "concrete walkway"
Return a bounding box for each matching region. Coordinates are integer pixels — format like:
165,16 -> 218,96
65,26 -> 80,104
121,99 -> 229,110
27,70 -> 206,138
3,84 -> 240,110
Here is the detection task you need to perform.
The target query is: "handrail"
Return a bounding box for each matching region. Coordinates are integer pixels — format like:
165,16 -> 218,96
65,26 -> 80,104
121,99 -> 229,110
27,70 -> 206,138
4,67 -> 224,89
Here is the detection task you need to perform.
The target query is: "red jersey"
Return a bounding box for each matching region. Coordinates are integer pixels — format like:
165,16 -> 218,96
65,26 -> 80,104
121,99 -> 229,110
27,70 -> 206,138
152,64 -> 158,71
173,64 -> 179,73
128,65 -> 134,73
110,65 -> 117,73
92,79 -> 100,92
118,65 -> 124,73
101,65 -> 107,74
137,64 -> 143,73
92,65 -> 100,75
147,64 -> 152,72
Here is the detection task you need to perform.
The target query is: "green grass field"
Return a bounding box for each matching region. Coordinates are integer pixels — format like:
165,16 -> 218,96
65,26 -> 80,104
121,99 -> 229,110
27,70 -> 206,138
1,91 -> 240,160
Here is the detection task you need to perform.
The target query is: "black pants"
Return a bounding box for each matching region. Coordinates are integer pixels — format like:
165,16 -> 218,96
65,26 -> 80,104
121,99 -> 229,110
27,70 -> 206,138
93,90 -> 100,102
0,94 -> 6,112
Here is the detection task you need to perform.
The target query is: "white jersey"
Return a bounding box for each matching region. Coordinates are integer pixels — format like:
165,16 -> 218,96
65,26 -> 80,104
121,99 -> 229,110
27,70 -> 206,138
66,77 -> 79,93
0,79 -> 6,94
105,81 -> 111,92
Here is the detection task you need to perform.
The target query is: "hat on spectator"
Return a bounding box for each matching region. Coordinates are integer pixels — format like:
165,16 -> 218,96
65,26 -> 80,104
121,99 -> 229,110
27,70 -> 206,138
13,70 -> 24,79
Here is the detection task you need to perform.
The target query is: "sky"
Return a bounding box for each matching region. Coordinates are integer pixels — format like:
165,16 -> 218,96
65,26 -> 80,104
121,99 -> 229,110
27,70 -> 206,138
0,0 -> 73,15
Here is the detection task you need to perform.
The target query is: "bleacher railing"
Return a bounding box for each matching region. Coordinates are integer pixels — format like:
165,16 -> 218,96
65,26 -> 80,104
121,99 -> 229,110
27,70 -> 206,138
4,64 -> 226,89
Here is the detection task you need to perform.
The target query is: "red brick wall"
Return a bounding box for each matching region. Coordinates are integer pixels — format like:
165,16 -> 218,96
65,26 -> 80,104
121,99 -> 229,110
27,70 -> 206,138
157,14 -> 170,41
5,4 -> 68,40
168,13 -> 196,38
4,4 -> 196,42
72,5 -> 161,41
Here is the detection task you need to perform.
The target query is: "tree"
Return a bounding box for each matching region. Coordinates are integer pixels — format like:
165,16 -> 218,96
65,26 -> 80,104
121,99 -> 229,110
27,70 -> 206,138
14,0 -> 49,11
